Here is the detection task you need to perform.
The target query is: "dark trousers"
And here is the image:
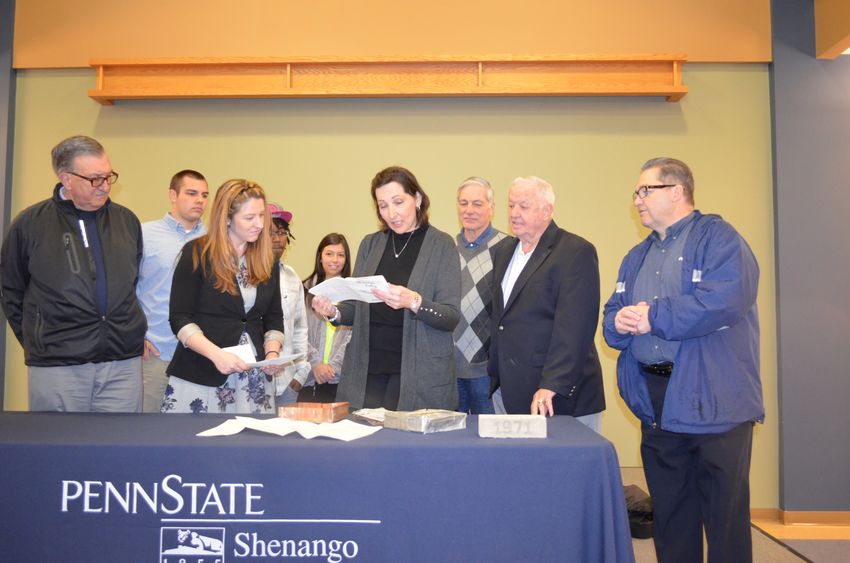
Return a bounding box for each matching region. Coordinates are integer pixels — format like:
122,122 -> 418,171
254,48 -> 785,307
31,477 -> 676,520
363,373 -> 400,410
296,383 -> 338,403
642,373 -> 754,563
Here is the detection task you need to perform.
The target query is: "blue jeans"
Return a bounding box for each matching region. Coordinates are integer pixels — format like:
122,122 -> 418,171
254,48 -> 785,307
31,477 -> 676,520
457,376 -> 495,414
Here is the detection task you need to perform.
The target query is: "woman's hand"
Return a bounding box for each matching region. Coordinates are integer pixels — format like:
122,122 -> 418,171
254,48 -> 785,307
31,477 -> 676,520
313,363 -> 336,384
211,349 -> 249,375
311,295 -> 338,320
372,283 -> 421,312
262,350 -> 283,376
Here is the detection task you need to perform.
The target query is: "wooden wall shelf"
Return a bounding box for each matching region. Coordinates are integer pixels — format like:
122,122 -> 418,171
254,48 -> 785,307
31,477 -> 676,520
88,55 -> 688,105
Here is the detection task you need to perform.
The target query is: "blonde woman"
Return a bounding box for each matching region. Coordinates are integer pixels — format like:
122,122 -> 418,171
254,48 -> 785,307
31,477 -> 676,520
162,179 -> 283,414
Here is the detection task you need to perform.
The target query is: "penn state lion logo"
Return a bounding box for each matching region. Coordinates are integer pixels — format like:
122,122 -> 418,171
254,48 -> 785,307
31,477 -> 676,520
176,529 -> 224,553
161,526 -> 226,558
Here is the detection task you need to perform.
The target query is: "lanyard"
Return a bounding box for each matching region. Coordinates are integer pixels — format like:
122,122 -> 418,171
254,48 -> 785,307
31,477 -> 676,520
322,321 -> 337,364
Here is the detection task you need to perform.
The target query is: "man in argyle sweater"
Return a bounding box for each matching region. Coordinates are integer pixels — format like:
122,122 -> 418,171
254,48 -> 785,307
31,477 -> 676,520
453,177 -> 508,414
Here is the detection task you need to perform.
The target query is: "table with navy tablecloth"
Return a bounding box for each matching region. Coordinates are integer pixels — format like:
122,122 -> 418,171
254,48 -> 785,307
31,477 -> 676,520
0,412 -> 634,562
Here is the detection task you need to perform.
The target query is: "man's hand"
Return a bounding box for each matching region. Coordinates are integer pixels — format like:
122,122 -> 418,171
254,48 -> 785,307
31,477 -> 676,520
633,301 -> 651,334
531,388 -> 557,417
614,307 -> 641,335
142,339 -> 160,360
614,301 -> 652,335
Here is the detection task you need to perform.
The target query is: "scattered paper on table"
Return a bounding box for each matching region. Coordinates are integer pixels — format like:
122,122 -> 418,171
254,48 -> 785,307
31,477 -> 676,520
196,418 -> 247,436
308,275 -> 389,303
197,416 -> 382,441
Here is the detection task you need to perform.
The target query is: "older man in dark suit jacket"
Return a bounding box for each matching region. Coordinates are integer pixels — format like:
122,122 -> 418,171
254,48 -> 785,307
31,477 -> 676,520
489,176 -> 605,429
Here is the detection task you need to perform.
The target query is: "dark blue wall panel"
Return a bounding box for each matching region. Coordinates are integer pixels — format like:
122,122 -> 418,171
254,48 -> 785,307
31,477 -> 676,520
0,0 -> 16,410
771,0 -> 850,511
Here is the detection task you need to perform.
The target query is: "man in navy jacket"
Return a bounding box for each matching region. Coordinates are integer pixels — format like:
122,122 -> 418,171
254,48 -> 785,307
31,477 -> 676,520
603,157 -> 764,563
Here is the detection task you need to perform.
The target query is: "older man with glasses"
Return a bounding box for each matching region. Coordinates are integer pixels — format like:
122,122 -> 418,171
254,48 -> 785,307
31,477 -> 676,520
603,157 -> 764,562
0,135 -> 147,412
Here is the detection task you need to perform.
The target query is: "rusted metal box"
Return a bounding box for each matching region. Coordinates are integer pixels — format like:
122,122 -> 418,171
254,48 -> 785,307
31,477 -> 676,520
277,401 -> 350,423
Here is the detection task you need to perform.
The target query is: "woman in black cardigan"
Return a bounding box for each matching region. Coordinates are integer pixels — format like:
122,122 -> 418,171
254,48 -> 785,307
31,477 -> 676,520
161,179 -> 284,414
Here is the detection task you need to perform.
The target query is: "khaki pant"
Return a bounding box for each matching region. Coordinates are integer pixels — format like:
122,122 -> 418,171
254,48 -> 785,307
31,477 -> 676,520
142,355 -> 170,412
28,357 -> 142,412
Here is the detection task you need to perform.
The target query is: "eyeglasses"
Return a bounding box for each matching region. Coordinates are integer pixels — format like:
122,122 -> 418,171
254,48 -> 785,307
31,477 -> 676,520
632,184 -> 676,200
68,171 -> 119,188
269,229 -> 290,238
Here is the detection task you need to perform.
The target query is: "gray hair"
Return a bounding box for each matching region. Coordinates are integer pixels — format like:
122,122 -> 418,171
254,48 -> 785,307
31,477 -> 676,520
511,176 -> 555,206
457,176 -> 495,205
640,157 -> 695,205
51,135 -> 105,175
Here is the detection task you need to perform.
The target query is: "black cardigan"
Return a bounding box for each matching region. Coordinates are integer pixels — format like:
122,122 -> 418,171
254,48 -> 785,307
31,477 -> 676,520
166,239 -> 284,387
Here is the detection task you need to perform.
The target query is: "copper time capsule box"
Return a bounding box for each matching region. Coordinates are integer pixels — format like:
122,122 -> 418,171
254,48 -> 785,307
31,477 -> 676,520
277,402 -> 350,423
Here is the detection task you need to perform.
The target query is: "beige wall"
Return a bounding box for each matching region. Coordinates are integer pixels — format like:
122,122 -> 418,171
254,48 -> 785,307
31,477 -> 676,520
5,64 -> 778,508
13,0 -> 771,67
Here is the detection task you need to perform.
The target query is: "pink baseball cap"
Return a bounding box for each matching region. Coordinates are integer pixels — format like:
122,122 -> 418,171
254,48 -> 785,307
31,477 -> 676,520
267,203 -> 293,223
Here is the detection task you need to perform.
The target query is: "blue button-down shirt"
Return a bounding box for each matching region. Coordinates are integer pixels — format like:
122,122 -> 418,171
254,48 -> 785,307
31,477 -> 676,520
630,212 -> 697,365
137,213 -> 205,360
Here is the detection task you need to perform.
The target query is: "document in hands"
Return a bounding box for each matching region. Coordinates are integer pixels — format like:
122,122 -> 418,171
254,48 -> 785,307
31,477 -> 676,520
221,343 -> 304,368
308,275 -> 390,303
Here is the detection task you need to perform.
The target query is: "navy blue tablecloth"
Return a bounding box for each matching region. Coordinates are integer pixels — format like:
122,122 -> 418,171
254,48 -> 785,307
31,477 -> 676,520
0,412 -> 634,562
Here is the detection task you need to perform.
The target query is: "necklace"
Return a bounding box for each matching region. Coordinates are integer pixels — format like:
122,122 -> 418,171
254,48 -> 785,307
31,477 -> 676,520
391,229 -> 416,258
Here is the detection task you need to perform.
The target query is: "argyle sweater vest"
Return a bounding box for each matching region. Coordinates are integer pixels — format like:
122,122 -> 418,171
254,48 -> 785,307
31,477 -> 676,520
453,230 -> 507,379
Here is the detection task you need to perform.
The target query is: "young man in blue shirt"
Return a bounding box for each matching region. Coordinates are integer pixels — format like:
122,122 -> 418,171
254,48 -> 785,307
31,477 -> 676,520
137,170 -> 209,412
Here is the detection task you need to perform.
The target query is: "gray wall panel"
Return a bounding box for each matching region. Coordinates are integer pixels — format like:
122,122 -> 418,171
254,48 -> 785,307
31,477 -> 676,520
771,0 -> 850,511
0,0 -> 16,410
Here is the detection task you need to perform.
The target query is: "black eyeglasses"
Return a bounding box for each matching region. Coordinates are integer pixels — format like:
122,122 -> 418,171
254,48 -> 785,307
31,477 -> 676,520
632,184 -> 676,200
269,229 -> 290,238
68,171 -> 119,188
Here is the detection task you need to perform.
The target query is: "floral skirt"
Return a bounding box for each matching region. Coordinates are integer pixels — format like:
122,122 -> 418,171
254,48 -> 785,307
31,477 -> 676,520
160,369 -> 274,414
